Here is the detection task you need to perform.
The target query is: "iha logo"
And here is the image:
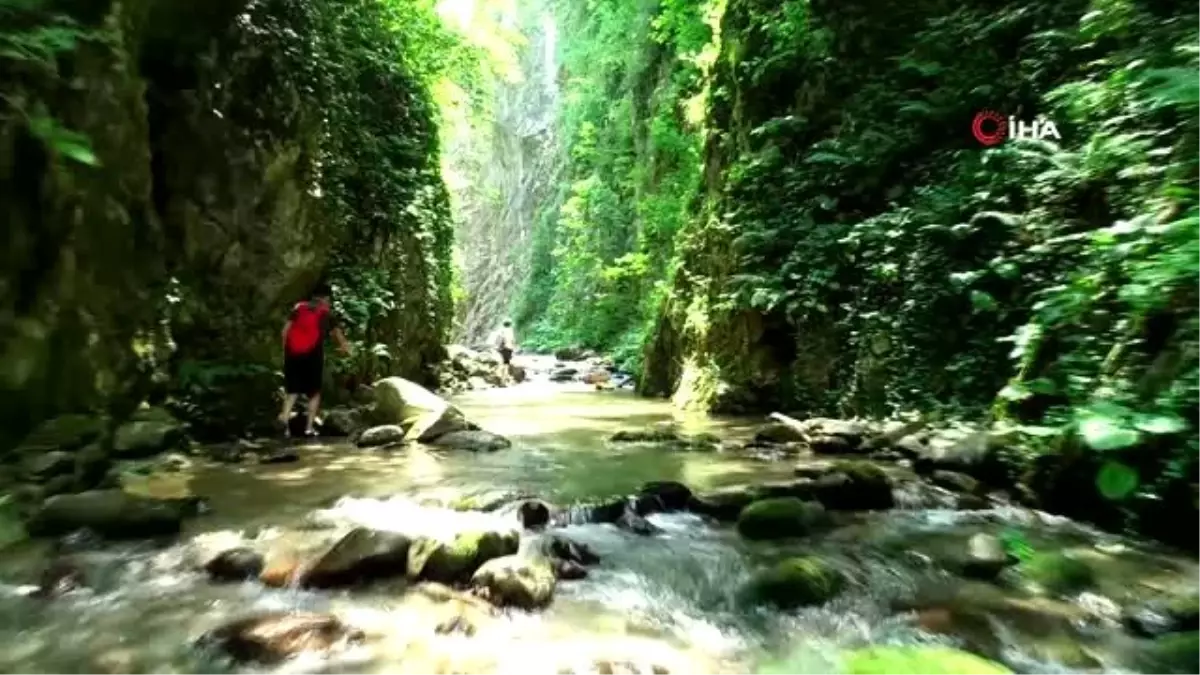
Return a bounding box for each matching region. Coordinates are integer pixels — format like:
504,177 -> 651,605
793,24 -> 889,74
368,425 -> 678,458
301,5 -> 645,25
972,110 -> 1061,146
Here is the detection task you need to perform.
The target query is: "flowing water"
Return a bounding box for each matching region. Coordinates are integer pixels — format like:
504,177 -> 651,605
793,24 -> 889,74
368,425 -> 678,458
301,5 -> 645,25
0,363 -> 1195,674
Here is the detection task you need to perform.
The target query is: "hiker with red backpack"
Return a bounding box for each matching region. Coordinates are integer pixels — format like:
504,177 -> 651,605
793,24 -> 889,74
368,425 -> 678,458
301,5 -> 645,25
279,283 -> 351,437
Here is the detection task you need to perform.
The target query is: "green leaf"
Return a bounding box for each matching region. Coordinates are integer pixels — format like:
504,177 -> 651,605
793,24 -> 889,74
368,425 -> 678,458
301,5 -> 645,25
1077,415 -> 1141,451
969,290 -> 998,312
1096,461 -> 1139,500
1132,413 -> 1189,435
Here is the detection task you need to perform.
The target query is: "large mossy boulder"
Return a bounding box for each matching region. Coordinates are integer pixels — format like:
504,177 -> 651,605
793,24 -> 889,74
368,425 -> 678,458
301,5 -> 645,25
372,377 -> 471,441
840,646 -> 1012,674
26,489 -> 187,538
740,556 -> 844,609
406,529 -> 518,584
736,497 -> 828,540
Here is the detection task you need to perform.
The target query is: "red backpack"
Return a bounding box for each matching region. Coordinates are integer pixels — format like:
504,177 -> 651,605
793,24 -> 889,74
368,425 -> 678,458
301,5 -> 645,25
285,301 -> 328,355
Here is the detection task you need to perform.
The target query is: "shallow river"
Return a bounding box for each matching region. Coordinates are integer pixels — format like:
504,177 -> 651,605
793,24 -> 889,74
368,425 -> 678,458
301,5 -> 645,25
0,372 -> 1195,674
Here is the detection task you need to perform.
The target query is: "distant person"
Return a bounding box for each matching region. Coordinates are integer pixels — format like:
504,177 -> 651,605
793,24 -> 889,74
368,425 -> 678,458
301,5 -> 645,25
490,319 -> 517,365
279,283 -> 350,437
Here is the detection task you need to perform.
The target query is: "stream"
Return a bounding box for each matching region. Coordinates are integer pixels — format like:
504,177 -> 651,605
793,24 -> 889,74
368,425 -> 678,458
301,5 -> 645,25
0,361 -> 1195,674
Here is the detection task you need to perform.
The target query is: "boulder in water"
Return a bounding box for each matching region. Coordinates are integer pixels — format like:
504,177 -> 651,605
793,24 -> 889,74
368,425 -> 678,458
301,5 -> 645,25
406,530 -> 519,584
33,558 -> 87,598
356,424 -> 407,448
373,376 -> 471,441
26,490 -> 186,538
111,407 -> 188,459
932,469 -> 982,494
1018,552 -> 1095,595
687,485 -> 766,521
736,497 -> 828,540
840,646 -> 1011,674
754,421 -> 807,444
959,533 -> 1016,581
427,429 -> 511,452
205,548 -> 266,582
810,461 -> 894,510
516,500 -> 552,529
538,532 -> 601,566
300,527 -> 411,588
470,554 -> 557,610
553,346 -> 589,361
319,406 -> 368,437
549,367 -> 578,382
634,481 -> 694,515
610,428 -> 679,443
740,556 -> 844,609
1124,593 -> 1200,637
199,612 -> 365,664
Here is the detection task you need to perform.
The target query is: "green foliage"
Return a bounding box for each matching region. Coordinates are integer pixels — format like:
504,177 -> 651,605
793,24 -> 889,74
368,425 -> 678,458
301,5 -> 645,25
515,0 -> 707,365
0,0 -> 98,165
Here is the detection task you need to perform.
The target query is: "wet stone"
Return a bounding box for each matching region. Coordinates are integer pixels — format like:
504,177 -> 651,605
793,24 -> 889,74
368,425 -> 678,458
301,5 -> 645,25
205,548 -> 265,582
199,612 -> 365,664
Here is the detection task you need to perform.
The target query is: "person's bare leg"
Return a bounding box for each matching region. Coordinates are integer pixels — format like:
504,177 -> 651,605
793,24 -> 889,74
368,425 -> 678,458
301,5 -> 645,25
305,393 -> 321,435
279,394 -> 298,424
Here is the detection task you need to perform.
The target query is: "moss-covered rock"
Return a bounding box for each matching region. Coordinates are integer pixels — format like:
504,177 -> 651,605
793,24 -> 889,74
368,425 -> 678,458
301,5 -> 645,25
406,529 -> 518,584
812,461 -> 894,510
841,646 -> 1012,674
740,556 -> 844,609
15,415 -> 109,453
470,554 -> 557,609
1018,552 -> 1095,595
736,497 -> 828,540
112,408 -> 187,459
301,527 -> 412,588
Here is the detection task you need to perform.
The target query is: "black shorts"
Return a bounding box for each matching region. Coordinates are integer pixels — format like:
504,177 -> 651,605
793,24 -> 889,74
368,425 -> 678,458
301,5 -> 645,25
498,347 -> 513,365
284,348 -> 323,395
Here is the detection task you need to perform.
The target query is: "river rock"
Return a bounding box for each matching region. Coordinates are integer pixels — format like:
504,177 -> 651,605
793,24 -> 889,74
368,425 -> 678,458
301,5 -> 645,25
554,346 -> 590,361
427,429 -> 511,452
470,554 -> 557,610
582,369 -> 611,385
16,414 -> 108,452
373,376 -> 471,441
26,490 -> 186,538
932,470 -> 982,494
536,532 -> 601,566
550,367 -> 578,382
754,421 -> 807,444
33,558 -> 87,598
1018,552 -> 1095,595
516,500 -> 552,529
111,407 -> 187,459
356,424 -> 407,448
959,533 -> 1015,580
736,497 -> 828,540
740,556 -> 844,609
73,443 -> 112,491
610,428 -> 679,443
1123,593 -> 1200,637
319,406 -> 368,437
301,527 -> 411,588
840,646 -> 1011,674
205,548 -> 266,582
810,461 -> 894,510
407,530 -> 519,584
199,612 -> 365,664
22,451 -> 77,481
508,364 -> 527,383
634,481 -> 693,515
